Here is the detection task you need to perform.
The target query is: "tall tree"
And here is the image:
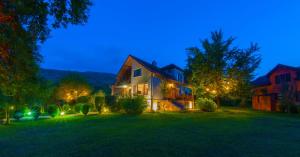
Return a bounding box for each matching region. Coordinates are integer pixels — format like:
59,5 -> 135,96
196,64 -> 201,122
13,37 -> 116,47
0,0 -> 92,124
186,30 -> 261,106
55,74 -> 92,104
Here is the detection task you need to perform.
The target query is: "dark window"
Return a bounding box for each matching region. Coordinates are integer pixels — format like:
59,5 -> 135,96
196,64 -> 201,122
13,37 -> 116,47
297,72 -> 300,80
275,73 -> 291,84
297,92 -> 300,102
133,68 -> 142,77
275,76 -> 280,84
286,73 -> 291,81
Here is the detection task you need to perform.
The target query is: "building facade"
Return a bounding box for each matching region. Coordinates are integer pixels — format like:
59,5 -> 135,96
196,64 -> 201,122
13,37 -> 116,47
252,64 -> 300,111
112,55 -> 194,111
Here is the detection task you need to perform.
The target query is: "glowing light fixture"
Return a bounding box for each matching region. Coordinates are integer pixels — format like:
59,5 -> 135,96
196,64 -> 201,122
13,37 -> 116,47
153,102 -> 158,111
211,90 -> 217,94
60,111 -> 65,116
189,102 -> 193,109
10,106 -> 14,110
27,111 -> 32,116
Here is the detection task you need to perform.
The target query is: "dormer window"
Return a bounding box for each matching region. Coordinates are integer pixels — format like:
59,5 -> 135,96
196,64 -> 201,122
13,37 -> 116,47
275,73 -> 291,84
133,68 -> 142,77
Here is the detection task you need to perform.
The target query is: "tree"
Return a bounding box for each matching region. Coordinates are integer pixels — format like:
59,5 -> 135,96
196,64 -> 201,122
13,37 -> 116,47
93,90 -> 105,113
186,30 -> 261,107
0,0 -> 92,124
55,74 -> 92,104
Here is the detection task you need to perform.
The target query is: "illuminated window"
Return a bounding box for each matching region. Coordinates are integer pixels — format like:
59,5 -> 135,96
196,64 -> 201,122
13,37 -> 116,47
144,84 -> 149,95
137,84 -> 143,95
137,84 -> 148,95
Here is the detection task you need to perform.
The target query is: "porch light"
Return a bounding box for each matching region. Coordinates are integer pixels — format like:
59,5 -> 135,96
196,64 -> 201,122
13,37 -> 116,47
168,83 -> 174,88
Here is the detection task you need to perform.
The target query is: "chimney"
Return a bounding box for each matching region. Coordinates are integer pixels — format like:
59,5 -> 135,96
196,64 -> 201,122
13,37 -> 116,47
152,60 -> 157,67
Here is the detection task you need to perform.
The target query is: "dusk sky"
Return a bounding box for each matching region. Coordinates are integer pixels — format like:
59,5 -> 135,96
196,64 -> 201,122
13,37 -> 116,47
41,0 -> 300,77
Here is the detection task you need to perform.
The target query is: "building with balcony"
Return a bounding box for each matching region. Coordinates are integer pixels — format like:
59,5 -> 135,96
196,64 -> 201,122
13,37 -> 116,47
112,55 -> 194,111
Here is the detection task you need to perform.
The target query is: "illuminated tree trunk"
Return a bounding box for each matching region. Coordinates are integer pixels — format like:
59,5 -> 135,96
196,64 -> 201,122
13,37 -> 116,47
215,96 -> 221,108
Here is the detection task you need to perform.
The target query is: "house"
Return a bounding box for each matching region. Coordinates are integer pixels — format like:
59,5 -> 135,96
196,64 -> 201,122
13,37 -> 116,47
252,64 -> 300,111
112,55 -> 194,111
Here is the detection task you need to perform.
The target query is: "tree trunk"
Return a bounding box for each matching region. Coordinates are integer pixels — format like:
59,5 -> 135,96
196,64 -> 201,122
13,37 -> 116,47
4,107 -> 10,125
216,96 -> 221,108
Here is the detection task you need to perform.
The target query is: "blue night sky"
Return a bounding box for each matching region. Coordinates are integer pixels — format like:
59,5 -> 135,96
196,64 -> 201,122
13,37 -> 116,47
41,0 -> 300,77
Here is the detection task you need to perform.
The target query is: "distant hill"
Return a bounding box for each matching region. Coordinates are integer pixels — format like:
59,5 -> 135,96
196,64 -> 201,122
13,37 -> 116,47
40,69 -> 116,94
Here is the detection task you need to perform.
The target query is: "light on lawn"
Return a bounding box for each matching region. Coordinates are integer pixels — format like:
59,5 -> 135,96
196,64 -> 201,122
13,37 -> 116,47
103,107 -> 109,113
60,111 -> 65,116
27,111 -> 32,116
10,106 -> 14,110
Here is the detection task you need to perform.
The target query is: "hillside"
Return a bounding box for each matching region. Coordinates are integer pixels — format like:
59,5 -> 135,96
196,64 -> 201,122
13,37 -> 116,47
40,69 -> 116,94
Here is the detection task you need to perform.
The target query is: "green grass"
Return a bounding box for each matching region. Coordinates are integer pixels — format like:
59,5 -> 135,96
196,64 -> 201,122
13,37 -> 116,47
1,108 -> 300,157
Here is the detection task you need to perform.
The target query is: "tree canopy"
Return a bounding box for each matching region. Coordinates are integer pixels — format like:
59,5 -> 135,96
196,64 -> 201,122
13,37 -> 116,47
186,30 -> 261,106
0,0 -> 92,124
55,74 -> 92,104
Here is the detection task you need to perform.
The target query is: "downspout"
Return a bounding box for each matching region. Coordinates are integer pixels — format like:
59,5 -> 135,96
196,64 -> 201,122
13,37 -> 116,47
150,73 -> 154,112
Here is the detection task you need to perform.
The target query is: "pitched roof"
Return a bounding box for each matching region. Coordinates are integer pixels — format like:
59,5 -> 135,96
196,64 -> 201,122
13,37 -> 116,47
161,64 -> 184,72
252,75 -> 270,86
129,55 -> 182,82
252,64 -> 300,87
266,64 -> 300,76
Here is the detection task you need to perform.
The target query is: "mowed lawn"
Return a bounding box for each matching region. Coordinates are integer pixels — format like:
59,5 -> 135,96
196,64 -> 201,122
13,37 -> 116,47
1,108 -> 300,157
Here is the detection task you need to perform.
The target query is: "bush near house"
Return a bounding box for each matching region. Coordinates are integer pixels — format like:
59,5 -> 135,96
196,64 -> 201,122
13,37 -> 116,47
74,103 -> 83,113
31,105 -> 41,120
120,96 -> 147,115
105,95 -> 121,112
63,104 -> 72,114
13,107 -> 26,120
81,104 -> 91,116
95,96 -> 105,114
196,98 -> 217,112
48,105 -> 59,117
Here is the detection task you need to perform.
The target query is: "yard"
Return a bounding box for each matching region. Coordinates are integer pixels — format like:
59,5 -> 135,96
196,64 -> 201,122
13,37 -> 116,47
1,108 -> 300,157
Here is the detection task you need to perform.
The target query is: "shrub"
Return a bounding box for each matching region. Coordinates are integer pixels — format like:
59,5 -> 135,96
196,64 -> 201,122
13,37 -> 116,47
81,103 -> 90,116
63,104 -> 72,113
289,105 -> 298,114
120,96 -> 147,115
95,96 -> 105,114
13,107 -> 25,120
196,98 -> 217,112
105,95 -> 121,112
74,103 -> 82,113
31,105 -> 41,120
48,105 -> 59,117
77,96 -> 90,103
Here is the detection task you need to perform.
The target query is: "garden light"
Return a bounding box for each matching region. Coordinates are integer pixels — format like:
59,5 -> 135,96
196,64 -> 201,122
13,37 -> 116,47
27,111 -> 32,116
60,111 -> 65,116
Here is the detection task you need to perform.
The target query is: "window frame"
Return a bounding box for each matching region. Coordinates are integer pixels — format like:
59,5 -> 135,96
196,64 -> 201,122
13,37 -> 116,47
133,68 -> 142,77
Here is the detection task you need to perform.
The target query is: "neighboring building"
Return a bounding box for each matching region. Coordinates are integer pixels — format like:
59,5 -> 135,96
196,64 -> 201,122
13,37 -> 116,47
112,55 -> 194,111
252,64 -> 300,111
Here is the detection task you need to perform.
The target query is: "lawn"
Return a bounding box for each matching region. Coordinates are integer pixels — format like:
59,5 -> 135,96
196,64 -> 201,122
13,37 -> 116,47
1,108 -> 300,157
